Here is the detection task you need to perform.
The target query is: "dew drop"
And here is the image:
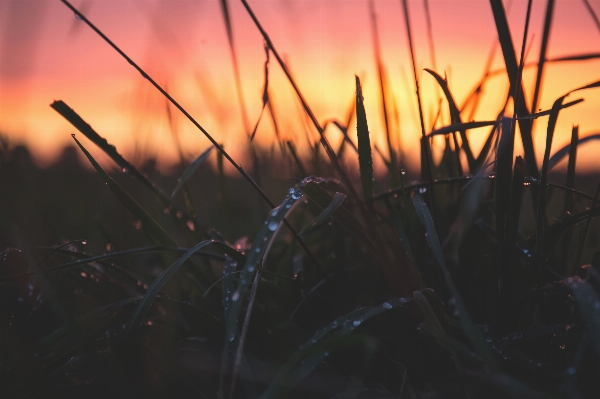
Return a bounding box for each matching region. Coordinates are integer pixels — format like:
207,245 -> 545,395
401,169 -> 406,175
229,334 -> 235,342
133,220 -> 143,229
268,221 -> 278,231
353,320 -> 361,327
270,208 -> 279,217
324,351 -> 329,357
81,240 -> 87,245
291,191 -> 301,200
254,246 -> 261,253
486,336 -> 492,343
71,134 -> 76,138
186,220 -> 196,231
399,298 -> 408,304
176,211 -> 183,218
231,291 -> 239,302
567,366 -> 576,375
80,271 -> 87,278
382,302 -> 392,310
122,167 -> 128,173
418,187 -> 427,194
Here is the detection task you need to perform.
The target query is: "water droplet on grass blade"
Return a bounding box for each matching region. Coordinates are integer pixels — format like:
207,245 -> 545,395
186,220 -> 195,231
122,167 -> 128,173
71,134 -> 76,138
567,366 -> 576,375
231,291 -> 239,302
382,302 -> 392,309
353,320 -> 361,327
268,221 -> 278,231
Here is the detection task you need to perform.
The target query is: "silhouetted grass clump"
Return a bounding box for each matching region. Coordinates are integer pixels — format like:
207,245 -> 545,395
2,0 -> 600,398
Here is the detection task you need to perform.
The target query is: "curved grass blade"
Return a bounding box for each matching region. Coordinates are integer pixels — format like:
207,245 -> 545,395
298,192 -> 347,237
260,297 -> 413,399
548,133 -> 600,170
355,76 -> 374,201
531,0 -> 555,115
545,207 -> 600,252
226,187 -> 305,339
171,145 -> 214,197
72,136 -> 178,247
250,43 -> 270,140
412,193 -> 499,371
424,68 -> 475,170
127,240 -> 243,332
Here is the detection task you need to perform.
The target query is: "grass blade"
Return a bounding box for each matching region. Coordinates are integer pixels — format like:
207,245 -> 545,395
72,136 -> 178,247
171,146 -> 213,198
355,76 -> 374,201
531,0 -> 555,115
412,193 -> 499,371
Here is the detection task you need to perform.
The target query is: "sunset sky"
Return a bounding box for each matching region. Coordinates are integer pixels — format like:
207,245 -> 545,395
1,0 -> 599,173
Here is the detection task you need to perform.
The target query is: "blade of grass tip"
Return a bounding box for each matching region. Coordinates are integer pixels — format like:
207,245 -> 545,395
239,0 -> 360,203
369,0 -> 398,184
412,193 -> 499,371
573,182 -> 600,271
564,277 -> 600,357
400,0 -> 438,227
548,52 -> 600,62
172,146 -> 214,198
531,0 -> 555,116
72,135 -> 179,248
250,43 -> 270,140
127,239 -> 237,332
355,76 -> 374,201
219,0 -> 252,135
548,132 -> 600,171
581,0 -> 600,34
424,69 -> 476,172
51,101 -> 172,207
58,1 -> 273,210
489,0 -> 537,178
429,120 -> 498,137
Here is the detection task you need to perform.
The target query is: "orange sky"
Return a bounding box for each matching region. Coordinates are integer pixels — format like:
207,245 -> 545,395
1,0 -> 599,174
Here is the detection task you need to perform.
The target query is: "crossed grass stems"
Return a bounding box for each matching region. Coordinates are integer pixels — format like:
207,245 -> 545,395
13,0 -> 600,397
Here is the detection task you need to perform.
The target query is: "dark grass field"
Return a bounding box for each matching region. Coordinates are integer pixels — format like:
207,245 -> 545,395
2,0 -> 600,398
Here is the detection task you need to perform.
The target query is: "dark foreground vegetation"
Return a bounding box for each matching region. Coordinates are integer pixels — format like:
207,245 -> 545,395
2,0 -> 600,398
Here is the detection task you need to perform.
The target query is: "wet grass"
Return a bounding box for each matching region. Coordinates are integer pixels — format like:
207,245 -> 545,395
2,0 -> 600,398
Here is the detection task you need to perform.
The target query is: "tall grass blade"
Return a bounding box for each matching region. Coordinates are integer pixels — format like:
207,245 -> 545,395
429,120 -> 497,137
219,0 -> 252,135
72,136 -> 178,247
355,76 -> 374,201
369,0 -> 398,183
412,193 -> 499,371
531,0 -> 555,115
565,126 -> 579,212
260,297 -> 413,398
489,0 -> 537,178
171,146 -> 213,198
400,0 -> 438,226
